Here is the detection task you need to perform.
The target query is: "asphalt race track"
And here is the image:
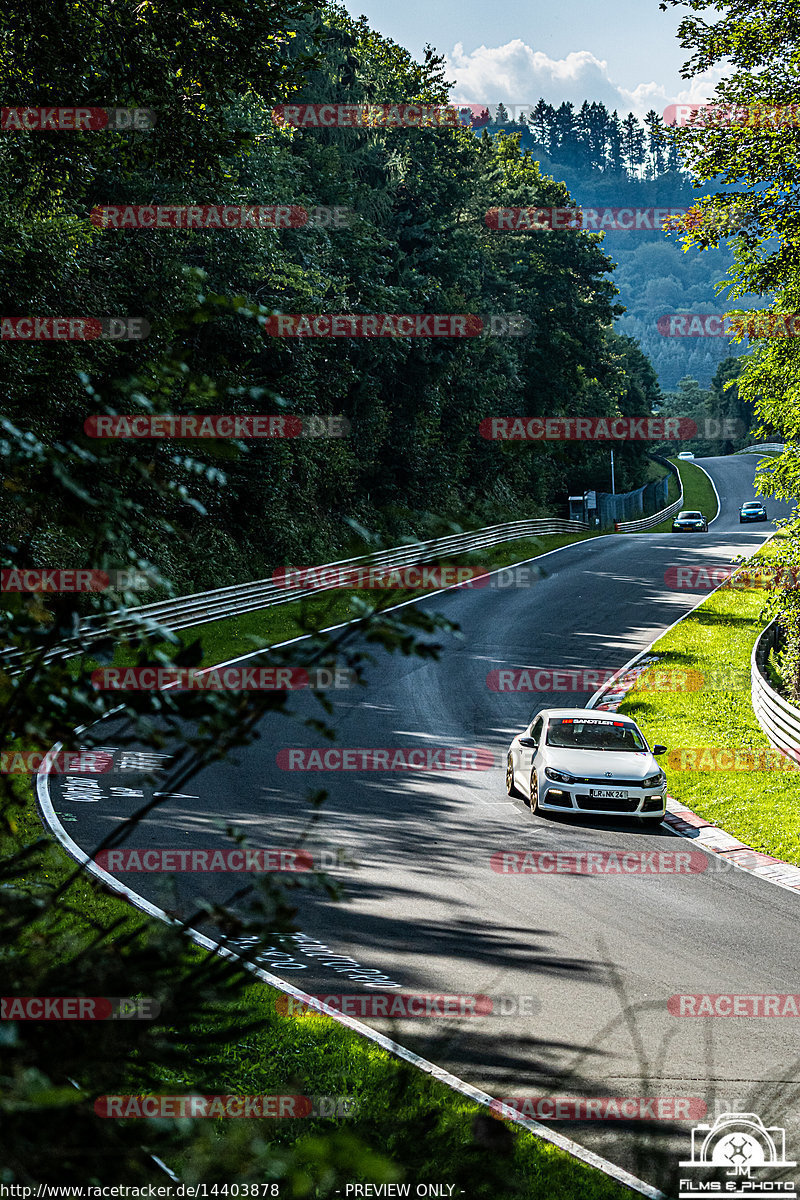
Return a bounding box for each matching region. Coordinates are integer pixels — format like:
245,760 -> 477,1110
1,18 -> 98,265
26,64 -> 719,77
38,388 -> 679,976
44,454 -> 800,1193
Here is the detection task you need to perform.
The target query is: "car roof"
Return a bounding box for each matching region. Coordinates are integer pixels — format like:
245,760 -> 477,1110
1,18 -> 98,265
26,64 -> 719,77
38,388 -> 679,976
536,708 -> 637,723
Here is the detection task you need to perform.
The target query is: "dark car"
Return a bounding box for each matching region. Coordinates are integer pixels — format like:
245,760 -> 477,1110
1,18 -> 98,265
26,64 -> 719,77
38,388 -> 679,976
740,501 -> 768,523
672,509 -> 708,532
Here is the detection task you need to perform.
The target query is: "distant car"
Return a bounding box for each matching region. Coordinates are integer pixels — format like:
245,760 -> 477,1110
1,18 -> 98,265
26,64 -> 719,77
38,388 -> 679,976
672,509 -> 708,532
740,501 -> 767,523
677,451 -> 695,460
506,708 -> 668,820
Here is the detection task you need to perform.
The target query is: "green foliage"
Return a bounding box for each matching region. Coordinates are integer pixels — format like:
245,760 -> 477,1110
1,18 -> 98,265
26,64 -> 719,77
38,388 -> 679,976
0,2 -> 666,598
473,97 -> 749,388
655,359 -> 753,454
661,0 -> 800,673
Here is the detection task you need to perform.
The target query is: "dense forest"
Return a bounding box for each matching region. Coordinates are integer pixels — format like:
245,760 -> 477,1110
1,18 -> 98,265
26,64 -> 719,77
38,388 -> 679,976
469,100 -> 754,388
0,5 -> 671,597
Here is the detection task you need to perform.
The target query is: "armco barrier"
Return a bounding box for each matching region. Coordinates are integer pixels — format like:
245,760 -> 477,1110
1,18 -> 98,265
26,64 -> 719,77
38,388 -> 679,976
737,443 -> 786,454
615,458 -> 684,532
751,619 -> 800,761
4,517 -> 590,664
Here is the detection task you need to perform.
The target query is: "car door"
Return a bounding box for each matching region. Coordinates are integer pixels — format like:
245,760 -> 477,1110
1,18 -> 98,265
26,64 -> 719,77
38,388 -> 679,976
518,714 -> 544,790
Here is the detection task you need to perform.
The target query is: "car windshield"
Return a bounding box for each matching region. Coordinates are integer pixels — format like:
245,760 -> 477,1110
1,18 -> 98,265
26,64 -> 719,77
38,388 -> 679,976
743,503 -> 762,510
546,718 -> 647,752
678,511 -> 702,519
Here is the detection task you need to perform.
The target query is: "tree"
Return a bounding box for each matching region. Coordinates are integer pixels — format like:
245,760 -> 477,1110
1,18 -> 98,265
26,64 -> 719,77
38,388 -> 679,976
644,110 -> 666,178
527,99 -> 557,152
661,0 -> 800,668
607,110 -> 625,174
621,112 -> 646,176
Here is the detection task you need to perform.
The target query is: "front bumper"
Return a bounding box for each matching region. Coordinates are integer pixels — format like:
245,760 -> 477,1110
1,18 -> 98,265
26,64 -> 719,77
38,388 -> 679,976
540,783 -> 667,817
740,513 -> 766,522
672,524 -> 706,532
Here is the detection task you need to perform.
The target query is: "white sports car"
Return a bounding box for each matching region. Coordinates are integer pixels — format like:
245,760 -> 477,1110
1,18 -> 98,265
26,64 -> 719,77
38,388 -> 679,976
506,708 -> 667,820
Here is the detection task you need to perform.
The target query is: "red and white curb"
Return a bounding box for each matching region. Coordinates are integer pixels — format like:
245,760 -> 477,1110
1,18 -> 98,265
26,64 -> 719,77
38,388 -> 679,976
589,653 -> 800,897
592,656 -> 660,712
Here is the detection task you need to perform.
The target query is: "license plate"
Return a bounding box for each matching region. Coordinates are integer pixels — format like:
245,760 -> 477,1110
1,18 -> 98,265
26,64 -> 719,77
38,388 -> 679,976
589,789 -> 628,799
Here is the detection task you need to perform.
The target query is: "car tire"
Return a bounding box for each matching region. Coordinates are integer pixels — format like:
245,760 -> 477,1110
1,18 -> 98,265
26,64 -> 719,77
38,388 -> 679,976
529,770 -> 547,816
505,755 -> 517,798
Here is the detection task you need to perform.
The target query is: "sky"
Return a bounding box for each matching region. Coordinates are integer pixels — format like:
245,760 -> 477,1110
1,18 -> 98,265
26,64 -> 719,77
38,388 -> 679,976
339,0 -> 727,119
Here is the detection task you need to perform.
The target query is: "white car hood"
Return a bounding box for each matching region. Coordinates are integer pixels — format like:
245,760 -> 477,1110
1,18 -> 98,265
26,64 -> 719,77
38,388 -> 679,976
543,747 -> 657,780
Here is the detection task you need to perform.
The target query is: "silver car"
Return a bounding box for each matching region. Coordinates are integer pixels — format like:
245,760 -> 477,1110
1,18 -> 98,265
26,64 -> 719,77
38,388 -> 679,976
506,708 -> 667,820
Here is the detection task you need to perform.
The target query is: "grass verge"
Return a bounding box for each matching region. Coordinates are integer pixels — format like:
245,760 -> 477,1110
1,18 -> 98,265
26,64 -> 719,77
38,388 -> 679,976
618,534 -> 800,865
164,981 -> 636,1197
645,459 -> 718,534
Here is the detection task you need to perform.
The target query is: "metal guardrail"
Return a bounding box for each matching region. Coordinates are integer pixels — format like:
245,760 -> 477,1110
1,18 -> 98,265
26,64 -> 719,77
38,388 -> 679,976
615,494 -> 684,533
751,620 -> 800,763
614,458 -> 684,532
737,443 -> 786,454
5,517 -> 590,665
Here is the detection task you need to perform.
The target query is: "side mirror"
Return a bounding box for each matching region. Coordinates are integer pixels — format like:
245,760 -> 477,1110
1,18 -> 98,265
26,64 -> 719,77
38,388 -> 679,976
518,736 -> 538,748
652,744 -> 667,755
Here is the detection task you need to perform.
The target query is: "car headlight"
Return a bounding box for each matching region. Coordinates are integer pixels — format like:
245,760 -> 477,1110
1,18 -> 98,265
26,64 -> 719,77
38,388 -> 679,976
545,767 -> 574,784
642,772 -> 666,788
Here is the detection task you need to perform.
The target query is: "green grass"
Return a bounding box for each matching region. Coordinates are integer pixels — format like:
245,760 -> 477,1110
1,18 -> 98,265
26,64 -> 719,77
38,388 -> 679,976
618,535 -> 800,864
164,984 -> 634,1197
646,459 -> 719,533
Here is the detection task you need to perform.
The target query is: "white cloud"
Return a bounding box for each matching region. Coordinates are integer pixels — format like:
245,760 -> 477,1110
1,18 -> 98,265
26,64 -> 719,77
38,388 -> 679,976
446,41 -> 728,120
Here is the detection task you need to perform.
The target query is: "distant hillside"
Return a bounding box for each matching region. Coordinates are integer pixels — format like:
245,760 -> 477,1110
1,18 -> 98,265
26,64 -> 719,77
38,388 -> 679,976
461,101 -> 755,389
